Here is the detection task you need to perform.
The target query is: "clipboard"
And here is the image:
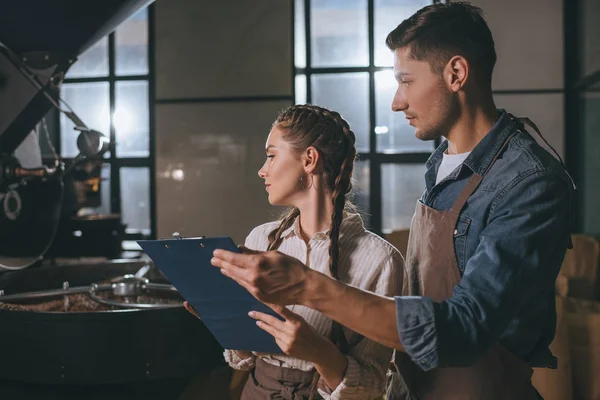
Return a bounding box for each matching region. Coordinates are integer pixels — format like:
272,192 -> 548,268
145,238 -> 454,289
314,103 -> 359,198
137,236 -> 283,354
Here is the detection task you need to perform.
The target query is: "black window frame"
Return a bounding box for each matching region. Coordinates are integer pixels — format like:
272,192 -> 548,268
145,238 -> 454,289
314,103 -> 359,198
52,4 -> 157,243
293,0 -> 441,236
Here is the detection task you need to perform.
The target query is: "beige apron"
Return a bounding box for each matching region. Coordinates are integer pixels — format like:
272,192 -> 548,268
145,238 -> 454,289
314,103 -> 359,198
389,118 -> 549,400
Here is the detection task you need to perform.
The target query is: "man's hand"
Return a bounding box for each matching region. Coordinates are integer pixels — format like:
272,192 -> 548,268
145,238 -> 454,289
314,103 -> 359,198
213,246 -> 404,351
211,246 -> 311,306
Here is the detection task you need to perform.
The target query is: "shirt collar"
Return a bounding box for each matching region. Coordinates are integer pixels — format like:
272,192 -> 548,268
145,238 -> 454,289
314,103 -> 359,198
280,212 -> 365,242
425,109 -> 517,176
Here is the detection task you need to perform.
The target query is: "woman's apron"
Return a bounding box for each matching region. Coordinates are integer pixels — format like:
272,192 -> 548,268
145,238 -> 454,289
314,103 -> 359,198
241,357 -> 323,400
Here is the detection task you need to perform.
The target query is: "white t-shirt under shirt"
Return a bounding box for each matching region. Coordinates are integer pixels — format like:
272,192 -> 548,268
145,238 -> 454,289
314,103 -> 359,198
436,151 -> 471,184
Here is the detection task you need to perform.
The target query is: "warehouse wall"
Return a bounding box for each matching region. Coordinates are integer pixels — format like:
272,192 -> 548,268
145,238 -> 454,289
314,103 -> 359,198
154,0 -> 292,243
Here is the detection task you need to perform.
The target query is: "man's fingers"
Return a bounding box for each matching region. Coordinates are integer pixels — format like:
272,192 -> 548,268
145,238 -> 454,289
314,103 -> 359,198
212,249 -> 258,270
211,256 -> 252,282
216,264 -> 263,302
237,245 -> 260,255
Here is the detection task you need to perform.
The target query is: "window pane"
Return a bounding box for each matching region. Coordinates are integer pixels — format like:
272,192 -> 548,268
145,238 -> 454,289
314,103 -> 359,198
374,0 -> 431,67
120,167 -> 151,235
381,164 -> 426,232
311,0 -> 368,67
115,7 -> 149,76
375,70 -> 434,153
66,37 -> 109,78
312,73 -> 369,152
295,74 -> 307,104
60,82 -> 110,158
115,81 -> 150,157
295,0 -> 307,68
352,159 -> 370,229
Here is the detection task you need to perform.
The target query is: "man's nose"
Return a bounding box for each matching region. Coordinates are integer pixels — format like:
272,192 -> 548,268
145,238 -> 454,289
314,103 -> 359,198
392,88 -> 408,112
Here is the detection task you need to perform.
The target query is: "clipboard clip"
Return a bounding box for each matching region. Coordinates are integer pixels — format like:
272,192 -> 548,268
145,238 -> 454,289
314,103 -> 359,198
162,232 -> 206,240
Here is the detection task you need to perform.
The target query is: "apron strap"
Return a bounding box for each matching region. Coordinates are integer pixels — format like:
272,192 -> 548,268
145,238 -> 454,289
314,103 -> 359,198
449,174 -> 482,215
513,115 -> 576,190
450,128 -> 519,215
513,115 -> 576,249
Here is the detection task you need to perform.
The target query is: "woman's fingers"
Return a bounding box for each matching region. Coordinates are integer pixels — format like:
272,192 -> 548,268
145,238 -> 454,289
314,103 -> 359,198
249,310 -> 287,330
183,301 -> 199,319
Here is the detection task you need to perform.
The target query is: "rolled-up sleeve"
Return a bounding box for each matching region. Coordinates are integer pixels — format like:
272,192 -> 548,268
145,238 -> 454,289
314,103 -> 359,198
223,349 -> 256,371
319,251 -> 404,399
395,171 -> 572,371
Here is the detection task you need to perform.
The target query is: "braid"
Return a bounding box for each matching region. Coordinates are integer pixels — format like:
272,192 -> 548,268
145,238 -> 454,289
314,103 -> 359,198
327,118 -> 356,282
267,208 -> 300,251
308,111 -> 356,400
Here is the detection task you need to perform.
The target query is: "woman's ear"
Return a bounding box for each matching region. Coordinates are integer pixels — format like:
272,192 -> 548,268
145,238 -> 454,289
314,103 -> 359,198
303,146 -> 320,174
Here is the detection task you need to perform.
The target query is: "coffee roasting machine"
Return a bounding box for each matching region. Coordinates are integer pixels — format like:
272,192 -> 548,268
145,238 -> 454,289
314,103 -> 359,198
0,1 -> 225,398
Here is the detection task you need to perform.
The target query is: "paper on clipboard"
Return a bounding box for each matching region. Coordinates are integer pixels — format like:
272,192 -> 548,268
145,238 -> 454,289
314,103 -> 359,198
138,236 -> 283,354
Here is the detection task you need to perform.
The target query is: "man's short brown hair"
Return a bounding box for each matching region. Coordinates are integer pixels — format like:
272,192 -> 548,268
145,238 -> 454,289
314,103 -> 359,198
386,1 -> 497,85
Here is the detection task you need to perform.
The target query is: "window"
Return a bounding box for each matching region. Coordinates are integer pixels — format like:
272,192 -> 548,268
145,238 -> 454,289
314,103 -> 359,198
294,0 -> 436,234
55,6 -> 154,241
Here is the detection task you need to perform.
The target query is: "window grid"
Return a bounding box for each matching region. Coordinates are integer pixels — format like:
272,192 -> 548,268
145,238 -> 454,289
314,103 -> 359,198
295,0 -> 437,235
57,5 -> 155,241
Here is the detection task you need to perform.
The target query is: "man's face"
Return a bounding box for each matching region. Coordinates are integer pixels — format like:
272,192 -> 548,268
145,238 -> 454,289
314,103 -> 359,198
392,47 -> 459,141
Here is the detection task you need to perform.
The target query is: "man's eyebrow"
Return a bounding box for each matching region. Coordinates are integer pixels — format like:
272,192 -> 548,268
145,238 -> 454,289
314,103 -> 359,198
395,72 -> 411,81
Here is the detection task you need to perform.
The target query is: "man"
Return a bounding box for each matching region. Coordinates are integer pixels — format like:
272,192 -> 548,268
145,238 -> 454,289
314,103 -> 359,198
212,2 -> 575,399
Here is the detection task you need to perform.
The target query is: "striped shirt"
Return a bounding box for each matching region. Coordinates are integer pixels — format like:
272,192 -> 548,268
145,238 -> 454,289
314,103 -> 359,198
224,213 -> 405,400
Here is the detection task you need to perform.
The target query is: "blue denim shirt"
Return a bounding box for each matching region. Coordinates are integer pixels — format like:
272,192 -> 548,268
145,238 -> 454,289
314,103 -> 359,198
394,110 -> 575,371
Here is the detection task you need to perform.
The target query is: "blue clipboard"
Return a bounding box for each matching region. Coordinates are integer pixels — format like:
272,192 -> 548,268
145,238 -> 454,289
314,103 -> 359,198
137,236 -> 283,354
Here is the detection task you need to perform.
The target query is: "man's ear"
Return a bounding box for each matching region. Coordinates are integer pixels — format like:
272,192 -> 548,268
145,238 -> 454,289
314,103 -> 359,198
444,55 -> 469,92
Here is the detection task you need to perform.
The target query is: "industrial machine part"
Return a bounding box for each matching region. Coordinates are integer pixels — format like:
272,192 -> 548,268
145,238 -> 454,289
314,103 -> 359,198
0,2 -> 227,398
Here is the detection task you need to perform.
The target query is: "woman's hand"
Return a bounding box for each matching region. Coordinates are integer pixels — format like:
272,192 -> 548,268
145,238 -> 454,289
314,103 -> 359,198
250,305 -> 348,390
249,305 -> 333,364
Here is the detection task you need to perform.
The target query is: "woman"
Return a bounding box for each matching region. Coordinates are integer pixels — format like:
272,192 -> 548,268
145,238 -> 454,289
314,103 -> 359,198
186,104 -> 404,399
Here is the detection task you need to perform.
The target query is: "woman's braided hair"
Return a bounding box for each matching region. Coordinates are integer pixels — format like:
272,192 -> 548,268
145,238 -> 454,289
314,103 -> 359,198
266,104 -> 357,397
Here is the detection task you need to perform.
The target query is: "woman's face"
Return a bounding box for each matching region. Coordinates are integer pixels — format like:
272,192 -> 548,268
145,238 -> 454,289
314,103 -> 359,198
258,127 -> 307,206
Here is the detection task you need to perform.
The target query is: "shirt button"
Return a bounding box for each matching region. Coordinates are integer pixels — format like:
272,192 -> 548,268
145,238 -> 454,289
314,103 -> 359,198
453,229 -> 458,235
